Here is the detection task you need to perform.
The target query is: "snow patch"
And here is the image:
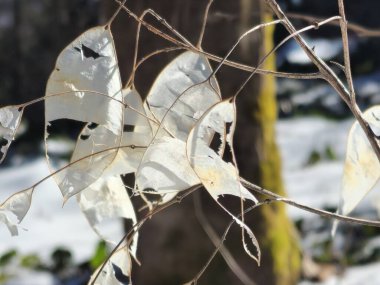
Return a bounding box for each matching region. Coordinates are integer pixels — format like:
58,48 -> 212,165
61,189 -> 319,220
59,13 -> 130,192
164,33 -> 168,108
0,158 -> 123,263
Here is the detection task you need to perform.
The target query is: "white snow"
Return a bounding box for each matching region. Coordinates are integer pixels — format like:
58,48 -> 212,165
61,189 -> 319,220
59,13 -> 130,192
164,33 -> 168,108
300,261 -> 380,285
277,116 -> 380,284
0,158 -> 124,263
277,117 -> 348,219
277,37 -> 344,65
277,116 -> 380,219
41,138 -> 75,155
4,270 -> 54,285
277,117 -> 351,170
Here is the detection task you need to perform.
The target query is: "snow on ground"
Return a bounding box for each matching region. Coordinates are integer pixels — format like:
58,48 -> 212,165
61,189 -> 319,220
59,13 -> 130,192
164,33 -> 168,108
277,116 -> 380,285
0,158 -> 124,264
277,116 -> 380,219
299,261 -> 380,285
276,37 -> 355,66
277,117 -> 350,218
277,117 -> 351,170
4,270 -> 54,285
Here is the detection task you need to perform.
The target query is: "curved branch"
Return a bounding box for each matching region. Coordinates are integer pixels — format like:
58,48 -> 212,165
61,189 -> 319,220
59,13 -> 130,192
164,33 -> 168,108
240,178 -> 380,227
114,0 -> 321,80
288,12 -> 380,38
193,192 -> 256,285
265,0 -> 380,166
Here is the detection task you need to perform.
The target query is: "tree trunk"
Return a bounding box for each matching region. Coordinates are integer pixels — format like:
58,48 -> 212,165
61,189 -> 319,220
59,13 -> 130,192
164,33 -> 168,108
103,1 -> 301,284
235,3 -> 301,284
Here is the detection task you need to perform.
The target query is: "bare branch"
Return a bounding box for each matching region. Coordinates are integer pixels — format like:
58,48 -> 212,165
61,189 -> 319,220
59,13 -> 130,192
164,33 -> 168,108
233,15 -> 340,97
197,0 -> 214,48
106,0 -> 126,27
338,0 -> 355,100
264,0 -> 380,163
193,193 -> 256,285
288,12 -> 380,38
240,178 -> 380,227
129,8 -> 194,87
115,0 -> 321,80
90,185 -> 202,285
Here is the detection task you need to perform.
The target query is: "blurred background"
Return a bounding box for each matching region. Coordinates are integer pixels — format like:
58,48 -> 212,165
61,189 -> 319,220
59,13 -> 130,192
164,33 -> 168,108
1,0 -> 380,284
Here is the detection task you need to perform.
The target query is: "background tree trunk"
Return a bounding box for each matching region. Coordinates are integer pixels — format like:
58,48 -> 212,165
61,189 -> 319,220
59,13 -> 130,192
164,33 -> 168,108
236,3 -> 301,285
103,1 -> 301,284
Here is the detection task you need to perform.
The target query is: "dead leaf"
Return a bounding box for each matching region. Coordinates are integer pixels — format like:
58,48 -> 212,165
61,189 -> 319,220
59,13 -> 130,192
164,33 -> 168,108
187,99 -> 260,264
44,26 -> 124,200
0,106 -> 23,164
340,106 -> 380,215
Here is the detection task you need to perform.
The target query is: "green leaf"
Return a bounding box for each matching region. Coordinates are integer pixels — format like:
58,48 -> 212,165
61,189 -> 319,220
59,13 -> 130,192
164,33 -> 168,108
20,254 -> 41,269
90,241 -> 108,270
0,249 -> 17,267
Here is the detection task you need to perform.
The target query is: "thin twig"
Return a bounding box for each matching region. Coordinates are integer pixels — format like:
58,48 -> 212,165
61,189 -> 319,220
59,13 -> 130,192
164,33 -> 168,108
197,0 -> 214,48
233,15 -> 340,97
336,0 -> 372,154
264,0 -> 380,163
138,47 -> 185,68
129,8 -> 194,87
188,198 -> 278,285
12,88 -> 159,126
193,193 -> 256,285
288,12 -> 380,38
114,0 -> 321,80
240,178 -> 380,227
126,41 -> 184,86
265,0 -> 349,101
106,0 -> 126,28
211,19 -> 283,77
90,185 -> 202,285
204,50 -> 321,79
338,0 -> 355,101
